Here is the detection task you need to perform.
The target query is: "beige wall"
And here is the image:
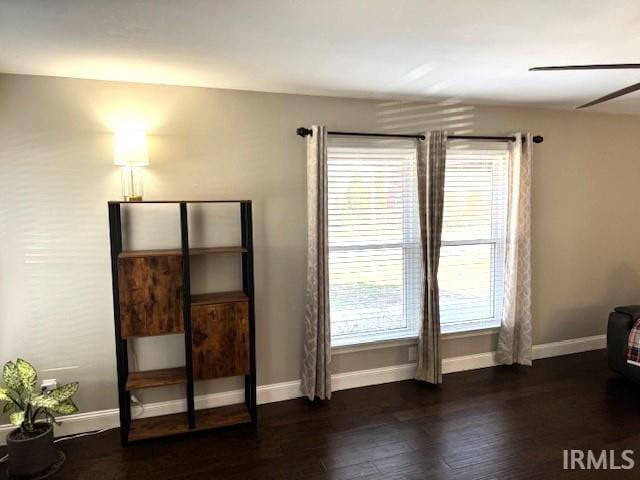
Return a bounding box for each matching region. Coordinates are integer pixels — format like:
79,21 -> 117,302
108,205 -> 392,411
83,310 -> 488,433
2,73 -> 640,417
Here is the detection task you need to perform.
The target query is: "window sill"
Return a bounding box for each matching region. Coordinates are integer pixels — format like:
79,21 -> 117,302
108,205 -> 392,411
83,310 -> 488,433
332,336 -> 417,355
443,326 -> 501,340
331,327 -> 500,355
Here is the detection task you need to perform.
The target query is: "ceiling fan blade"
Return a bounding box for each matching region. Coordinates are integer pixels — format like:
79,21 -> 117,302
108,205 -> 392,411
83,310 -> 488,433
577,81 -> 640,109
530,63 -> 640,71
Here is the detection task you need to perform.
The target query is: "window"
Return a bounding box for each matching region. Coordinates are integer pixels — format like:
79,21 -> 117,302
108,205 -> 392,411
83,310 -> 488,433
328,139 -> 509,346
328,138 -> 421,346
439,148 -> 508,333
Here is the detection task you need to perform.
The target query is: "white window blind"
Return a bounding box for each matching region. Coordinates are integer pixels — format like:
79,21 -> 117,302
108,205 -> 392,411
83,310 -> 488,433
327,139 -> 509,346
327,138 -> 421,346
439,147 -> 509,333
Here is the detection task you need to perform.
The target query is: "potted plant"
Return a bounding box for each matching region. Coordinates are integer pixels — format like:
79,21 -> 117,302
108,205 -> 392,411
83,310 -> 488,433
0,358 -> 78,479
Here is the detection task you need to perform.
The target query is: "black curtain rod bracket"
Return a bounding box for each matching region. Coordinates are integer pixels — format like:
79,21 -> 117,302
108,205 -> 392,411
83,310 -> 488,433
296,127 -> 314,137
296,127 -> 543,144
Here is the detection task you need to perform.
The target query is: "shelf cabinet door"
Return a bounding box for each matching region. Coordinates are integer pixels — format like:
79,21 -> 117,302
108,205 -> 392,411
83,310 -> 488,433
191,301 -> 250,380
118,255 -> 184,338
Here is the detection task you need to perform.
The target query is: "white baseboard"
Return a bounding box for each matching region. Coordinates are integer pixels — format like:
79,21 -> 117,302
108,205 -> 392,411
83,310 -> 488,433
332,363 -> 416,391
0,334 -> 606,445
442,334 -> 608,373
443,351 -> 500,373
532,334 -> 606,360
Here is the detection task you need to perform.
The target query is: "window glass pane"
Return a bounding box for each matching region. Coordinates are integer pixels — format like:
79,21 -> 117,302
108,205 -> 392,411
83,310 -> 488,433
329,247 -> 405,338
439,243 -> 494,330
442,162 -> 494,241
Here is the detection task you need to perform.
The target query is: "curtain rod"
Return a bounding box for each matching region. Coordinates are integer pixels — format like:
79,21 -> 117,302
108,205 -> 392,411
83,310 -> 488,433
296,127 -> 543,144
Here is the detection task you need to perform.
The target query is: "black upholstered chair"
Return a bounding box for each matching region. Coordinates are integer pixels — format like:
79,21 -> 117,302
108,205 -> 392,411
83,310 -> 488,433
608,305 -> 640,383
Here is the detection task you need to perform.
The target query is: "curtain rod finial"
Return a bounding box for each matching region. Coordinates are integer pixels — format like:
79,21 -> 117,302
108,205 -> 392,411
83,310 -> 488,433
297,127 -> 313,137
532,135 -> 543,143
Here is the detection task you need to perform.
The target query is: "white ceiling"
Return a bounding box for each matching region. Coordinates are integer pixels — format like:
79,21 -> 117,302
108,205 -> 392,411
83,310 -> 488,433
3,0 -> 640,114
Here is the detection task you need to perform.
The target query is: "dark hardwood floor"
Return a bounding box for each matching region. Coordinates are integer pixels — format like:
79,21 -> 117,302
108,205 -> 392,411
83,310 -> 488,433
3,349 -> 640,479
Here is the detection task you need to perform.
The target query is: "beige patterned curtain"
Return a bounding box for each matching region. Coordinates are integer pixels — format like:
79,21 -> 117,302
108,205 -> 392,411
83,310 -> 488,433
497,133 -> 533,365
415,131 -> 447,384
301,125 -> 332,400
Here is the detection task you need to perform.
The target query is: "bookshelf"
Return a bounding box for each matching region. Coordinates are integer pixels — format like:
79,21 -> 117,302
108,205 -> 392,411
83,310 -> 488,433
108,200 -> 256,445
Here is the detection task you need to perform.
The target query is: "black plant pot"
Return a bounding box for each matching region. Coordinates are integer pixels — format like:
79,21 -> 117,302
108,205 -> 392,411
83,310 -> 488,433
6,423 -> 59,479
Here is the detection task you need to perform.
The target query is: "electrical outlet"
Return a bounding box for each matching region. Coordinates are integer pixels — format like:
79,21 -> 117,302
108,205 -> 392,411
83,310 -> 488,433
408,346 -> 417,362
41,379 -> 57,393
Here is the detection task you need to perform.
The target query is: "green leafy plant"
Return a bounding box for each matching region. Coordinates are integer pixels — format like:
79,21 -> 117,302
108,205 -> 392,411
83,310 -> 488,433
0,359 -> 78,433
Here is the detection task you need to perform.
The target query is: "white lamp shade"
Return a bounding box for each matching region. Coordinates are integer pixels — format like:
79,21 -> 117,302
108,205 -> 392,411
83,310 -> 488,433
113,130 -> 149,167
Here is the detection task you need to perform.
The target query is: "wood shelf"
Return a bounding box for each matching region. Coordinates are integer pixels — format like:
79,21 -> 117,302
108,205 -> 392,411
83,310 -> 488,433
122,331 -> 185,340
128,404 -> 252,442
191,247 -> 248,255
128,412 -> 189,442
191,291 -> 248,306
109,200 -> 251,205
119,246 -> 247,259
126,368 -> 187,391
197,404 -> 252,430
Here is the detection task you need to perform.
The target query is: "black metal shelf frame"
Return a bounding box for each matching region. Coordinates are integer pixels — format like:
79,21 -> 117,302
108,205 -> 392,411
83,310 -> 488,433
108,200 -> 257,445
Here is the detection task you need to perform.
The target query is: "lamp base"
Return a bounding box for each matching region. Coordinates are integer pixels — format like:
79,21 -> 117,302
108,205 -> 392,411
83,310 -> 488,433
120,166 -> 144,202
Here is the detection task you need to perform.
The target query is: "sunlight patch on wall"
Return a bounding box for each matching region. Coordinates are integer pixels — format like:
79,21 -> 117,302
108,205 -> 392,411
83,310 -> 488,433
375,99 -> 476,137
